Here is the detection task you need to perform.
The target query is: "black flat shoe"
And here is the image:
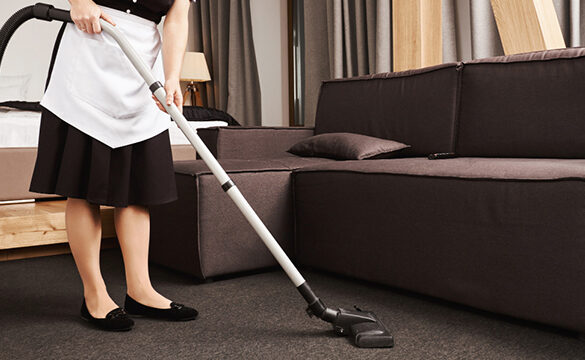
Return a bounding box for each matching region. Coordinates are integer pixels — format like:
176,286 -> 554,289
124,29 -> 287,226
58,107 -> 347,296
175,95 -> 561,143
124,294 -> 198,321
80,299 -> 134,331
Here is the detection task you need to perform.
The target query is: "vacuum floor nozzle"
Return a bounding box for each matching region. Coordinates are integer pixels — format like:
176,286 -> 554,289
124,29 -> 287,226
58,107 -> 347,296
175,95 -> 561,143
331,306 -> 394,348
299,283 -> 394,348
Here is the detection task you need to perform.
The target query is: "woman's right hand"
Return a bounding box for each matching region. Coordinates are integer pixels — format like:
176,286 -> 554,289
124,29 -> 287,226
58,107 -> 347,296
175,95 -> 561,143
69,0 -> 116,34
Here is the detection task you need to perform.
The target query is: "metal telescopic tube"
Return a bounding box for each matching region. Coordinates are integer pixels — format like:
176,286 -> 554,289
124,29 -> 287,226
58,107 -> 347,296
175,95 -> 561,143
98,20 -> 307,288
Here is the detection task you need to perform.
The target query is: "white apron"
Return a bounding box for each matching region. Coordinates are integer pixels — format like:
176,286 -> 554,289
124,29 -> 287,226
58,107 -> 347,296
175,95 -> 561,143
40,5 -> 170,149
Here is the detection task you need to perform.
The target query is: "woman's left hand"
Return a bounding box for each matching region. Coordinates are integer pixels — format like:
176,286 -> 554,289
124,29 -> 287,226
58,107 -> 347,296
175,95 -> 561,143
152,79 -> 183,114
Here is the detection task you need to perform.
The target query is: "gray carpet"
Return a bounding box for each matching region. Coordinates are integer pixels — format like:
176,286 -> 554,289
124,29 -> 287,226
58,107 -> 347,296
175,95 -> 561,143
1,249 -> 584,360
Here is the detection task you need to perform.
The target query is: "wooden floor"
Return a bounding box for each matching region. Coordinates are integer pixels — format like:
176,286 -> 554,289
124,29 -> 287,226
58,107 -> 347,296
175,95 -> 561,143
0,199 -> 117,261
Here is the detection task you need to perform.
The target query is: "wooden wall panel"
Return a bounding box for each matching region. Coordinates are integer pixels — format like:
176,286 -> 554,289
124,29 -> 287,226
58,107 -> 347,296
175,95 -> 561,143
393,0 -> 442,72
490,0 -> 565,55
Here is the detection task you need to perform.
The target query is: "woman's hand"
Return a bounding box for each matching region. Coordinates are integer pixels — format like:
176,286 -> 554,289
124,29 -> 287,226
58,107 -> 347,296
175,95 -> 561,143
69,0 -> 116,33
152,79 -> 183,114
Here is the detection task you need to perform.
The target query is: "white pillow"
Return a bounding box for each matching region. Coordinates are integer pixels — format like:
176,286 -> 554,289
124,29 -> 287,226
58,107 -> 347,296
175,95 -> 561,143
0,74 -> 31,102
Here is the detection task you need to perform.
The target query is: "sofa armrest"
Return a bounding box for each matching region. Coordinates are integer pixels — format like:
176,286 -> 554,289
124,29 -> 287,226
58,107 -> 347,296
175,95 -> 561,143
197,126 -> 315,159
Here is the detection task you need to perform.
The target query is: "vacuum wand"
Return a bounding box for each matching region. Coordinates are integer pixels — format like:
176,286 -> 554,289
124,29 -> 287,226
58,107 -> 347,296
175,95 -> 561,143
99,14 -> 394,350
106,17 -> 394,346
0,3 -> 394,348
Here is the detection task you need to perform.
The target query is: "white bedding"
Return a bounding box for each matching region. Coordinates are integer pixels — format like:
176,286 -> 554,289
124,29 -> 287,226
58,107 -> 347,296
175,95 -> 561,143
0,109 -> 226,148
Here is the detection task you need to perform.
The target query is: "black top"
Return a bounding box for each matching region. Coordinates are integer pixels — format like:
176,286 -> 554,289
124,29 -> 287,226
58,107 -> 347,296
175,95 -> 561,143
94,0 -> 175,24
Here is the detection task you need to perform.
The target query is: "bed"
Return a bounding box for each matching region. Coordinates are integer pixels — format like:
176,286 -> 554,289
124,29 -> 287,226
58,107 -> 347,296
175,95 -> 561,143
0,107 -> 227,202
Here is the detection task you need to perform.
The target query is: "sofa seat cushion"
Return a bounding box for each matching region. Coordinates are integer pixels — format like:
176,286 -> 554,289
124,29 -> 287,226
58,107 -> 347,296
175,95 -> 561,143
174,159 -> 291,176
149,157 -> 333,279
197,126 -> 316,159
174,157 -> 335,177
293,156 -> 585,332
294,157 -> 585,181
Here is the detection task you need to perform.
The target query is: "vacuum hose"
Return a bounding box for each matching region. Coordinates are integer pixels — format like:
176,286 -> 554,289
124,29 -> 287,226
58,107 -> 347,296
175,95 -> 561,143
0,3 -> 72,70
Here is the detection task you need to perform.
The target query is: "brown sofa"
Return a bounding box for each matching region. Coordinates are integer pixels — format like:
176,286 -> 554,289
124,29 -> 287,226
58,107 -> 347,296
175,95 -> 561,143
150,47 -> 585,334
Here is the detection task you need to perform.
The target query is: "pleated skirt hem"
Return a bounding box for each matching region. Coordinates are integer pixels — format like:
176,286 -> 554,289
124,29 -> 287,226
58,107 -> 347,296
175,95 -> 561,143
29,107 -> 179,208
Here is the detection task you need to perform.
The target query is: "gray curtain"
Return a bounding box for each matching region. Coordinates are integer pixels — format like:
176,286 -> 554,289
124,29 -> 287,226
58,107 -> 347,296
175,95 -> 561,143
442,0 -> 504,61
552,0 -> 583,47
326,0 -> 392,78
303,0 -> 391,126
190,0 -> 262,126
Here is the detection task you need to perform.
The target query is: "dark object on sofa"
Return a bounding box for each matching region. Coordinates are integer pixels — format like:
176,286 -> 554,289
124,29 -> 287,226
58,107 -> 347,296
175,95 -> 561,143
150,47 -> 585,335
287,132 -> 410,160
181,105 -> 240,126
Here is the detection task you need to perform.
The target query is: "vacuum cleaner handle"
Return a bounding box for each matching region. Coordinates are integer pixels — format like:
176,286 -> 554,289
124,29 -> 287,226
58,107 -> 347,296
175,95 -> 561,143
33,3 -> 73,23
97,18 -> 308,288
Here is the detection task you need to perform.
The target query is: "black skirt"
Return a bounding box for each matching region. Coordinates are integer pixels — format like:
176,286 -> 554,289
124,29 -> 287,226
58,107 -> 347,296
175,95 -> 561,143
29,107 -> 179,207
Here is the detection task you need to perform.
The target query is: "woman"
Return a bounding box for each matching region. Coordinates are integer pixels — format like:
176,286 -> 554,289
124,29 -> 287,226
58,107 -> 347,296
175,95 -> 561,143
28,0 -> 197,331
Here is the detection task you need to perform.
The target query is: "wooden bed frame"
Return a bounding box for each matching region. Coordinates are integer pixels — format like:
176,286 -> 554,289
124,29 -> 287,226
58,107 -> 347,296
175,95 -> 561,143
0,144 -> 196,261
0,144 -> 196,202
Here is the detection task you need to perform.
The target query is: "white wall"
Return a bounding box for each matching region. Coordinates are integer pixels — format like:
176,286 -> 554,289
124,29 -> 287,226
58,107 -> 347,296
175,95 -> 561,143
249,0 -> 289,126
0,0 -> 70,101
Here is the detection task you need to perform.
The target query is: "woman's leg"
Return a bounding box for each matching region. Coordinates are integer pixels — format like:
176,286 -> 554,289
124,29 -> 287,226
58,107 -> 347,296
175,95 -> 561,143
66,197 -> 118,318
114,204 -> 171,308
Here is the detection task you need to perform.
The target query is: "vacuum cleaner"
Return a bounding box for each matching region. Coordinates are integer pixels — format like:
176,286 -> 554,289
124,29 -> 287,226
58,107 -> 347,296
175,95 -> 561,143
0,3 -> 394,349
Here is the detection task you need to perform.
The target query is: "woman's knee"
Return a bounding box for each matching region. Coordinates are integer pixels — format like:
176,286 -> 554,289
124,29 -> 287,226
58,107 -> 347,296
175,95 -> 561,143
66,199 -> 101,221
114,204 -> 148,215
67,197 -> 99,209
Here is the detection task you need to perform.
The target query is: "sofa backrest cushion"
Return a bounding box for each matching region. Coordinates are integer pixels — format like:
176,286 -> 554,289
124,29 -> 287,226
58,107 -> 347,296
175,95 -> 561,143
456,47 -> 585,158
314,63 -> 461,156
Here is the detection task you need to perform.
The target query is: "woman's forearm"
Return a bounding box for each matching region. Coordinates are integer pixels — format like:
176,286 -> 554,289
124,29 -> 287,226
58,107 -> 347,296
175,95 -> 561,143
68,0 -> 91,5
162,1 -> 190,83
152,0 -> 191,111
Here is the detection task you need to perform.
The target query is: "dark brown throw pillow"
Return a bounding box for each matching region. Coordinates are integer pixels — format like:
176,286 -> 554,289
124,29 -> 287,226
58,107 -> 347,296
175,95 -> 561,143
288,132 -> 410,160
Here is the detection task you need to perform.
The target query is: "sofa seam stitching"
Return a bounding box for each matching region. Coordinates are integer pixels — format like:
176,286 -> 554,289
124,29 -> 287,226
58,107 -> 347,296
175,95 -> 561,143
452,64 -> 464,154
292,169 -> 585,183
322,62 -> 460,83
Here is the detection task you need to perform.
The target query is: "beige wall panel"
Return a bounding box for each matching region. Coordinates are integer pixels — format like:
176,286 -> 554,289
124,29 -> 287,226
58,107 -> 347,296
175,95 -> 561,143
393,0 -> 442,72
491,0 -> 565,55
